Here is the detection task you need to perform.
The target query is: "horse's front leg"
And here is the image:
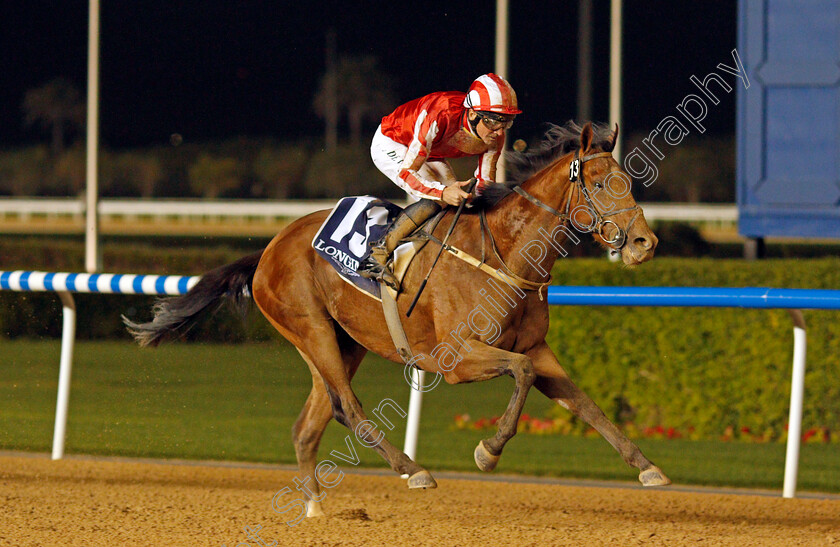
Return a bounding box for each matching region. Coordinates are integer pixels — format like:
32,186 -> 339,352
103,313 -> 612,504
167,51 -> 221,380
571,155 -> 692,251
527,342 -> 671,486
440,343 -> 536,472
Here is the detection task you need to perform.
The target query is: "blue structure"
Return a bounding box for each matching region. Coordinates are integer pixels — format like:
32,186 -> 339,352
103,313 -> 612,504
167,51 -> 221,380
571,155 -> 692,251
737,0 -> 840,239
546,285 -> 840,310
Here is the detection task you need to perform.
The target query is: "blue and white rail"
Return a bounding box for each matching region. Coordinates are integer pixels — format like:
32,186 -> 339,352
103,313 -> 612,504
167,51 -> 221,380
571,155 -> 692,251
0,270 -> 199,462
0,270 -> 198,295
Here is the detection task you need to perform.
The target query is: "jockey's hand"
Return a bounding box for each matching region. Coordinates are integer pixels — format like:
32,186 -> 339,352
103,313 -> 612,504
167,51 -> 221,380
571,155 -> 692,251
441,180 -> 472,206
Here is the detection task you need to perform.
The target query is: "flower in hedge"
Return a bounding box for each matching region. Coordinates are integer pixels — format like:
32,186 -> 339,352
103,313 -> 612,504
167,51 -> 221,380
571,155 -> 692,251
802,427 -> 831,444
643,425 -> 668,439
474,417 -> 491,430
451,412 -> 837,443
529,418 -> 556,434
453,414 -> 471,429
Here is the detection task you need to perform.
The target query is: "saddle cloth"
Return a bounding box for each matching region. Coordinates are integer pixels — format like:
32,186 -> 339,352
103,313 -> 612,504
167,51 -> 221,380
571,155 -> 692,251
312,196 -> 424,300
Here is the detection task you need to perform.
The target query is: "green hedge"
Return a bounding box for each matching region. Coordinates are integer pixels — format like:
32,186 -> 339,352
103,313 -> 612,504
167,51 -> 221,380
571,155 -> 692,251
2,238 -> 839,440
545,257 -> 840,441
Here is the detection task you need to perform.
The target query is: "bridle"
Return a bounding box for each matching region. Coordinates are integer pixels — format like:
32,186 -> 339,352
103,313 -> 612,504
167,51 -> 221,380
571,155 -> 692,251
512,150 -> 640,250
427,148 -> 642,298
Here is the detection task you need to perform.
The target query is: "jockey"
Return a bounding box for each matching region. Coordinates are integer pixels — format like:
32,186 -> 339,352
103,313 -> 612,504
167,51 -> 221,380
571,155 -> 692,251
358,73 -> 521,290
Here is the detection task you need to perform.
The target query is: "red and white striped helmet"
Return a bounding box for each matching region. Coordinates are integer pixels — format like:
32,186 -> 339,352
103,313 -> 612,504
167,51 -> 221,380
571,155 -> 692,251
463,73 -> 522,115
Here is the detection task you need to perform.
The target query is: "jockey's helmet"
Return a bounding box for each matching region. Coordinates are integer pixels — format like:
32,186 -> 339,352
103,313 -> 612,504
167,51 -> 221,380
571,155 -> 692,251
463,73 -> 522,115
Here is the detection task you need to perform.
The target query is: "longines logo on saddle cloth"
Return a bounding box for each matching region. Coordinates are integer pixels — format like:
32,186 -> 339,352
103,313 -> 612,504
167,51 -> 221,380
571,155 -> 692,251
312,196 -> 422,301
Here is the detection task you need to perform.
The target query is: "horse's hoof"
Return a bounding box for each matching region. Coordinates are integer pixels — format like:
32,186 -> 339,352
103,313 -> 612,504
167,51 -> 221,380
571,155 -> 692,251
639,466 -> 671,486
474,440 -> 500,472
407,470 -> 437,489
306,500 -> 325,517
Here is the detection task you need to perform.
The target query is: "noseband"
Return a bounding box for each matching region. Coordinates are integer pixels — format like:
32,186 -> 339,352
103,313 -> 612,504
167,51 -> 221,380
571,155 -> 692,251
512,150 -> 640,251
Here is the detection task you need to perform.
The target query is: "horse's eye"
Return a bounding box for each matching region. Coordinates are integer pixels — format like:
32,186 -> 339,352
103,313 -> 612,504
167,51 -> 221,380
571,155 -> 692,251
594,182 -> 603,189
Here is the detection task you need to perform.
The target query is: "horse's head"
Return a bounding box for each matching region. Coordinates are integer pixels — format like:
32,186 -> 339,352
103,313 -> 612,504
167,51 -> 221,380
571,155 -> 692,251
568,122 -> 657,265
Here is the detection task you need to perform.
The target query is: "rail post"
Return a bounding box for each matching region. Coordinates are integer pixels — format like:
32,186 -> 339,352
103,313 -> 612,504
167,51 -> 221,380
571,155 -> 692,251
51,291 -> 76,460
783,310 -> 806,498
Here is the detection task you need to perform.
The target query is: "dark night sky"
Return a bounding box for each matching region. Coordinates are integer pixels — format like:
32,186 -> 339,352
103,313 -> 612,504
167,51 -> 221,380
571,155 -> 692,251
0,1 -> 737,149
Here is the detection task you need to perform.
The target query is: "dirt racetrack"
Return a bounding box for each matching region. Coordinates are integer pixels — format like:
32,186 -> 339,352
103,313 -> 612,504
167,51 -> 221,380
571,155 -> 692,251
1,453 -> 839,546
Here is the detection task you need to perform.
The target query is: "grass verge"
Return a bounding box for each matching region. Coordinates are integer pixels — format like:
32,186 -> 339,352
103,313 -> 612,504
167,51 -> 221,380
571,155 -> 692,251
1,339 -> 837,493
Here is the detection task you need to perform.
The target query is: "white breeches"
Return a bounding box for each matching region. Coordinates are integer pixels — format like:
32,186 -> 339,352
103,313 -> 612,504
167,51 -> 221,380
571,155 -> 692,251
370,125 -> 457,202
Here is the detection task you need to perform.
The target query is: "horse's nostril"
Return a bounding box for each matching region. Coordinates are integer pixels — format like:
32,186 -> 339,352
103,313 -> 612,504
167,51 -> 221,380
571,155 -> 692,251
635,237 -> 652,250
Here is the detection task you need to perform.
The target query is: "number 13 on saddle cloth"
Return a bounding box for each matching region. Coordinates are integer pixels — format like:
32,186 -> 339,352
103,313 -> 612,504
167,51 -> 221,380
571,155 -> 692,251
312,196 -> 431,301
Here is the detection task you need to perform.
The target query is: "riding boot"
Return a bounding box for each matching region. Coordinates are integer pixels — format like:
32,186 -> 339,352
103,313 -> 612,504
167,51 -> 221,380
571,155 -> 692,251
358,199 -> 443,290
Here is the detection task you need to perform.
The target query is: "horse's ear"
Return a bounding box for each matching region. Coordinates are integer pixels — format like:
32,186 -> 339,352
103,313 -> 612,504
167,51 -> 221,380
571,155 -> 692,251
607,123 -> 619,152
580,122 -> 594,153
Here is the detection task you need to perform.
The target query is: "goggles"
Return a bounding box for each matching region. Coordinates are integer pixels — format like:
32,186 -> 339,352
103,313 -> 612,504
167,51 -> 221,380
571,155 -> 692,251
474,110 -> 515,131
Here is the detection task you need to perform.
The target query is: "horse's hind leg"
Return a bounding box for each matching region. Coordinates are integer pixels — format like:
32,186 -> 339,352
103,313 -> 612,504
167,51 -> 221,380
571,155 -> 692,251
292,336 -> 366,518
527,343 -> 671,486
298,322 -> 435,489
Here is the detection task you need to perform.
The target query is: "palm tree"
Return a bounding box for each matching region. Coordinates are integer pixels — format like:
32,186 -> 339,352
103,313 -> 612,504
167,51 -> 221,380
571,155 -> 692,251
341,56 -> 396,147
188,154 -> 242,198
313,55 -> 396,148
22,78 -> 85,156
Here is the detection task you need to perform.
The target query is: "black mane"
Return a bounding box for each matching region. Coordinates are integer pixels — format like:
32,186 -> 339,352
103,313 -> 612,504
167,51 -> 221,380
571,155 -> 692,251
473,121 -> 616,209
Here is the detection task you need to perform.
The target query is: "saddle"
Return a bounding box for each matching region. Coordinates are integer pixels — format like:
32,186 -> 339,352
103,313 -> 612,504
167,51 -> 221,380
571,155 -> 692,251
312,196 -> 444,301
313,195 -> 547,366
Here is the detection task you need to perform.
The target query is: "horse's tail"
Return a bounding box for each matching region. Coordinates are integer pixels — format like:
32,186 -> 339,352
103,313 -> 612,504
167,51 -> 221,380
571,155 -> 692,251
123,251 -> 263,348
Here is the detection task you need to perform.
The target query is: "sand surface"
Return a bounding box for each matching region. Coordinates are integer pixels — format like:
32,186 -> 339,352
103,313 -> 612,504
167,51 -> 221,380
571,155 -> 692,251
1,454 -> 838,546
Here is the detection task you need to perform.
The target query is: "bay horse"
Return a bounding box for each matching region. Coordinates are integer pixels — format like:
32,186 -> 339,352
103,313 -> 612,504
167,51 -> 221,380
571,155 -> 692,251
126,122 -> 670,518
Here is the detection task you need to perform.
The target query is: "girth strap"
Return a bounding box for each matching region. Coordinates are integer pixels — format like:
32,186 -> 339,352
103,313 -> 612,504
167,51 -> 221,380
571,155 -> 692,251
380,283 -> 414,365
